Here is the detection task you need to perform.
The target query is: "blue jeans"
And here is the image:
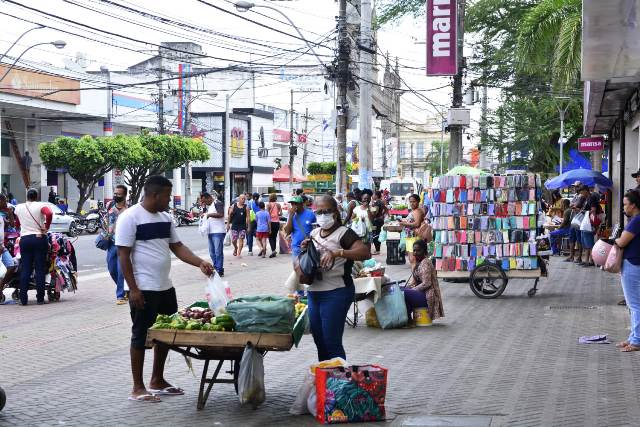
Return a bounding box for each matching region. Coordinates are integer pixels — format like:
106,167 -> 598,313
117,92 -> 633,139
621,260 -> 640,346
208,233 -> 225,273
107,242 -> 125,299
550,227 -> 571,254
19,234 -> 48,304
307,285 -> 355,361
246,220 -> 257,252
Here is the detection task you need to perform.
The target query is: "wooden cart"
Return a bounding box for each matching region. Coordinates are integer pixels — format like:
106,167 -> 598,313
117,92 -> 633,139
438,256 -> 549,299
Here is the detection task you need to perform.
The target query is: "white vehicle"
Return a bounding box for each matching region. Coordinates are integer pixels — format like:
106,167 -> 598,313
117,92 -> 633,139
379,177 -> 423,206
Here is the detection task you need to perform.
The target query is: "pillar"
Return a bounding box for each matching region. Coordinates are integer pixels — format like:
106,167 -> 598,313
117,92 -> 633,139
173,168 -> 182,208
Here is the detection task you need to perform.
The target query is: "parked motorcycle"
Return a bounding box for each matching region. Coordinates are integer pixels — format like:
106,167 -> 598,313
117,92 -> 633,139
173,208 -> 200,227
67,209 -> 103,235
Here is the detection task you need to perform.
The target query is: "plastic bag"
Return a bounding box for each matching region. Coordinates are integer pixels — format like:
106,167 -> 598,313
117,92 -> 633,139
226,295 -> 296,333
378,229 -> 387,243
204,272 -> 228,315
224,231 -> 232,247
238,343 -> 265,408
399,230 -> 407,251
290,372 -> 315,415
198,217 -> 208,237
580,212 -> 592,232
365,307 -> 381,328
0,259 -> 6,280
373,283 -> 408,329
604,243 -> 623,273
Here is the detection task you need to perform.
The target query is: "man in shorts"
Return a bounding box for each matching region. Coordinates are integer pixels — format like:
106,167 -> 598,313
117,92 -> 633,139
116,175 -> 213,402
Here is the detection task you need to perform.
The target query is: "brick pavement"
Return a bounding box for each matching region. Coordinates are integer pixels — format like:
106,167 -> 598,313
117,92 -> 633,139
1,245 -> 640,426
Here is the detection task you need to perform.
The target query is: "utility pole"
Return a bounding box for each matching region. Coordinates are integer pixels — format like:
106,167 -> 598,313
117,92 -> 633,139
184,75 -> 192,210
479,81 -> 488,169
448,0 -> 466,170
157,57 -> 165,135
410,141 -> 414,177
336,0 -> 349,193
382,139 -> 387,179
101,66 -> 113,206
302,107 -> 309,174
289,89 -> 296,191
556,103 -> 569,174
358,0 -> 373,190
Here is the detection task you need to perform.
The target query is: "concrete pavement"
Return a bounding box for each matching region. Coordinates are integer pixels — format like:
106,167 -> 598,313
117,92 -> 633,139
1,243 -> 639,426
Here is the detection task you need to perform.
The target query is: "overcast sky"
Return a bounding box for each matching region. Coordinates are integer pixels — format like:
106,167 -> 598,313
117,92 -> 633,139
0,0 -> 458,128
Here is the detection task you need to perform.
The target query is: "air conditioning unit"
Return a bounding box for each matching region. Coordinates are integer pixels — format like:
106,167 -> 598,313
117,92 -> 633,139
447,108 -> 471,126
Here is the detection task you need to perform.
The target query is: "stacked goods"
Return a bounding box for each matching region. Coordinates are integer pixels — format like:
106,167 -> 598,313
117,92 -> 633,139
428,173 -> 542,272
226,295 -> 296,334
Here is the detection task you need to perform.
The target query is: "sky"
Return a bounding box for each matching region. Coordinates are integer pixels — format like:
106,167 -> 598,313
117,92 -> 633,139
0,0 -> 483,148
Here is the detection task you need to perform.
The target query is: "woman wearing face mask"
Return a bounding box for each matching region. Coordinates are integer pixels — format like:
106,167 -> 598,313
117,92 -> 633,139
403,239 -> 444,325
351,192 -> 375,248
301,195 -> 371,361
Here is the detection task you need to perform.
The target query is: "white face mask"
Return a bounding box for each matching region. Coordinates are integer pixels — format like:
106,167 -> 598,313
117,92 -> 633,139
316,213 -> 335,230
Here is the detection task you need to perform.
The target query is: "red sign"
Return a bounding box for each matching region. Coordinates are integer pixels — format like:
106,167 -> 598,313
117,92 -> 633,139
273,128 -> 290,143
426,0 -> 458,76
578,136 -> 604,152
297,133 -> 307,143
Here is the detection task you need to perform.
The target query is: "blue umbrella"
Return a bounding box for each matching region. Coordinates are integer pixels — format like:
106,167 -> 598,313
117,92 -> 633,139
544,168 -> 613,190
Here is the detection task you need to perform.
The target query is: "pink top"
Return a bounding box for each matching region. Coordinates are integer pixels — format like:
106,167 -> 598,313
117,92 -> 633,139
268,203 -> 280,222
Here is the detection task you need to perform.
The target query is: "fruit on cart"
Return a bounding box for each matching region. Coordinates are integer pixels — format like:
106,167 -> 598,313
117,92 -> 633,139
180,306 -> 214,324
211,313 -> 235,331
295,302 -> 307,318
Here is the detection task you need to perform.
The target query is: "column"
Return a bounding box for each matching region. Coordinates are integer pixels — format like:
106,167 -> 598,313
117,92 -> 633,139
103,171 -> 113,206
173,168 -> 182,208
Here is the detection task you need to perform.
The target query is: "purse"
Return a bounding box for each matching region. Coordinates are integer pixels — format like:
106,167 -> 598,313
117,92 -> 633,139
571,211 -> 585,229
295,216 -> 321,283
604,243 -> 623,273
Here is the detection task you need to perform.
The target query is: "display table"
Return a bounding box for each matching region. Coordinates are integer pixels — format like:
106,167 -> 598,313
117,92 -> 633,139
353,276 -> 386,302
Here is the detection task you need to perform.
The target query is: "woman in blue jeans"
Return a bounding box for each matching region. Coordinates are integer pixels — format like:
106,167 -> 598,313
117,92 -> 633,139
615,190 -> 640,352
297,195 -> 370,361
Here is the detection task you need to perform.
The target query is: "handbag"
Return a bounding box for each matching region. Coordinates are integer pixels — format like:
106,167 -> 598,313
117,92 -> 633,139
94,233 -> 110,251
579,212 -> 592,232
571,211 -> 585,229
295,215 -> 320,282
604,243 -> 623,273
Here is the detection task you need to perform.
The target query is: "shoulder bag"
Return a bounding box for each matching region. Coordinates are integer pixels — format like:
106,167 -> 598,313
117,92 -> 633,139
294,215 -> 320,283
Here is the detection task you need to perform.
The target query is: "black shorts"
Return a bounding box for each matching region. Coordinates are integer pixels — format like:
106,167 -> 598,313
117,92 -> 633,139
130,287 -> 178,349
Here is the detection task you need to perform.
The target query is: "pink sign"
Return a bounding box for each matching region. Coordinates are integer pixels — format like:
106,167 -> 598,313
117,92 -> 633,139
426,0 -> 458,76
578,136 -> 604,152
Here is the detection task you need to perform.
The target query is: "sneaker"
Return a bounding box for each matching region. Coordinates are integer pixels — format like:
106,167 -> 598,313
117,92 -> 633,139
116,299 -> 127,305
248,251 -> 253,256
269,252 -> 277,258
218,271 -> 224,277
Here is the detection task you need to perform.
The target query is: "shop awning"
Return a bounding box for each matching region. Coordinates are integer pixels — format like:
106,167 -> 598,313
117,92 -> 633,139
272,165 -> 307,182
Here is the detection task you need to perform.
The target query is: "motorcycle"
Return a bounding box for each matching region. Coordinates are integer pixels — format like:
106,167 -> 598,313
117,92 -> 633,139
67,210 -> 101,234
173,208 -> 200,227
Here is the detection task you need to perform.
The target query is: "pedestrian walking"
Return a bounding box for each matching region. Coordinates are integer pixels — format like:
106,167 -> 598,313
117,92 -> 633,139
565,184 -> 587,263
14,189 -> 53,305
255,201 -> 270,257
246,193 -> 260,256
296,195 -> 370,361
48,187 -> 57,204
352,192 -> 374,250
0,194 -> 15,227
1,182 -> 8,196
343,192 -> 357,226
370,190 -> 388,255
266,193 -> 282,258
106,185 -> 129,305
227,194 -> 250,257
399,194 -> 426,266
7,193 -> 16,206
0,214 -> 17,291
115,175 -> 213,402
57,199 -> 69,214
614,190 -> 640,352
203,192 -> 226,276
283,195 -> 316,257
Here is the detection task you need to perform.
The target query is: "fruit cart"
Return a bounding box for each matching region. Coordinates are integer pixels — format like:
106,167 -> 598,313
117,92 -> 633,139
145,308 -> 307,410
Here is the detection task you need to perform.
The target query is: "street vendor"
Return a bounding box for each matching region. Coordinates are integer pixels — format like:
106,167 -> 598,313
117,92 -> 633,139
299,195 -> 370,361
398,194 -> 426,265
404,240 -> 444,325
116,175 -> 214,403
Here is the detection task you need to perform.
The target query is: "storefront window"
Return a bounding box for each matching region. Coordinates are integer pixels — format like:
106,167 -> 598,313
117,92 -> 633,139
1,132 -> 12,157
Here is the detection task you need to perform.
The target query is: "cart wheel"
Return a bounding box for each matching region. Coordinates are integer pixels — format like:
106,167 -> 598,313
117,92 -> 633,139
11,290 -> 19,301
527,288 -> 537,298
0,293 -> 5,304
0,385 -> 6,412
233,359 -> 240,395
470,263 -> 508,299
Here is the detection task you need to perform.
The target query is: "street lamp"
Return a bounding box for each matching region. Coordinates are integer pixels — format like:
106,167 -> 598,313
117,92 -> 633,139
553,96 -> 571,175
234,1 -> 325,68
0,25 -> 45,65
0,40 -> 66,83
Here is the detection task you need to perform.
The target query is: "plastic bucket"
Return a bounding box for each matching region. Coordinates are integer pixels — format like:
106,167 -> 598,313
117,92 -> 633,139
414,308 -> 432,327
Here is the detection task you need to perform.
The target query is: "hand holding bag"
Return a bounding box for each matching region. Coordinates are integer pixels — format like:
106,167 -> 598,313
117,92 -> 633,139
604,243 -> 624,273
571,211 -> 585,229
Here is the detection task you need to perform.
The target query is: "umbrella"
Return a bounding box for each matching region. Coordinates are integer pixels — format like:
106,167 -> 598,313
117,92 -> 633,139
445,165 -> 489,176
544,168 -> 613,190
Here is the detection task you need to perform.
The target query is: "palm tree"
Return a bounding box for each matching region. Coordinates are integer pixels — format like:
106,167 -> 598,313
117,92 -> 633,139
516,0 -> 582,89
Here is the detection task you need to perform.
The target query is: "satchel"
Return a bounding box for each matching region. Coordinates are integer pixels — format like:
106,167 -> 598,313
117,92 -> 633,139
579,212 -> 592,232
571,211 -> 585,229
604,244 -> 623,273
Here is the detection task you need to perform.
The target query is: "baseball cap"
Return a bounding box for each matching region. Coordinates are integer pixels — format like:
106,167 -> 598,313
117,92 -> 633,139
252,192 -> 260,197
572,181 -> 582,187
632,169 -> 640,178
289,195 -> 304,204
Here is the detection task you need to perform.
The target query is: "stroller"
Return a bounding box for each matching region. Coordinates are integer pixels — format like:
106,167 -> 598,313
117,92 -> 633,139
1,232 -> 78,303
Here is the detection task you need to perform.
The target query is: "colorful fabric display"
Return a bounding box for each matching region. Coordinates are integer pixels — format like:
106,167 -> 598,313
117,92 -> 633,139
531,257 -> 539,269
502,258 -> 510,270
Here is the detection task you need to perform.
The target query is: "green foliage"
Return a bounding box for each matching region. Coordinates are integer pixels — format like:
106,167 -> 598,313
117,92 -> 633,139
306,162 -> 338,175
39,135 -> 129,212
377,0 -> 423,25
424,140 -> 450,176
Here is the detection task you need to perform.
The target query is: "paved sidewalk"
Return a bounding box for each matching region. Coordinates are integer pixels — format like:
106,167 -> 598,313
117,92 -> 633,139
1,248 -> 639,426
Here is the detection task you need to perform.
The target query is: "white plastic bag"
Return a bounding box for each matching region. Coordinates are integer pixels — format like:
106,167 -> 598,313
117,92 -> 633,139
223,230 -> 232,247
204,272 -> 228,315
0,260 -> 6,280
198,217 -> 208,237
289,371 -> 315,415
307,387 -> 317,417
580,212 -> 592,232
238,343 -> 266,408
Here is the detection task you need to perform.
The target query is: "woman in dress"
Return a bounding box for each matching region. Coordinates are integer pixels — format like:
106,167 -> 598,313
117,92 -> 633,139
404,239 -> 444,324
614,190 -> 640,352
297,195 -> 370,360
227,194 -> 250,257
398,194 -> 425,264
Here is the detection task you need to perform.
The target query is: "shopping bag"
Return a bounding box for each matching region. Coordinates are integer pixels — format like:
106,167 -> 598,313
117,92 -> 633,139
571,211 -> 585,229
399,231 -> 407,252
290,358 -> 347,415
315,365 -> 387,424
579,212 -> 592,232
0,259 -> 6,279
204,272 -> 228,315
604,243 -> 623,273
351,219 -> 367,237
238,343 -> 266,408
378,229 -> 388,243
223,230 -> 232,247
373,283 -> 408,329
198,217 -> 208,237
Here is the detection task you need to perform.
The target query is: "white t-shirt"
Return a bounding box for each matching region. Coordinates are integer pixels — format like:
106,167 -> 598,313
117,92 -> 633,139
206,200 -> 226,234
15,202 -> 48,236
114,204 -> 180,291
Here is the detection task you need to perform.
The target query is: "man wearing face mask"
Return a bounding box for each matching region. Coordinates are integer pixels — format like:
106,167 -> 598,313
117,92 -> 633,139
106,184 -> 130,305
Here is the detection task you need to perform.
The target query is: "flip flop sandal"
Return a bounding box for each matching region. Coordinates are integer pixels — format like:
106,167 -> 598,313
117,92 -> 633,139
616,341 -> 630,348
128,394 -> 161,402
148,386 -> 184,396
620,344 -> 640,352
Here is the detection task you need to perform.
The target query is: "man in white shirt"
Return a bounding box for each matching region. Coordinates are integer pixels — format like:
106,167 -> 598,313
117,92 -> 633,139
202,191 -> 226,277
116,175 -> 213,402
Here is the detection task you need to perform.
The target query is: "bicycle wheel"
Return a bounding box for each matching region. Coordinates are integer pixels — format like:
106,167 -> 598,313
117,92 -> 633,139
469,263 -> 508,299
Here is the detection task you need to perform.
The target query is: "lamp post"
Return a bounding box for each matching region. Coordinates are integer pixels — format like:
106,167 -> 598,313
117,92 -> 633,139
554,97 -> 570,175
0,25 -> 45,65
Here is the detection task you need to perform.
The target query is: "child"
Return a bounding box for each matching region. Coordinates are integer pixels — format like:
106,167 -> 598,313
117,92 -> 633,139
255,201 -> 271,258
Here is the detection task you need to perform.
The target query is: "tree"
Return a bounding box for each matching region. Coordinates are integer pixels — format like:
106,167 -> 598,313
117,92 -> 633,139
424,140 -> 450,176
114,133 -> 210,203
39,135 -> 129,212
